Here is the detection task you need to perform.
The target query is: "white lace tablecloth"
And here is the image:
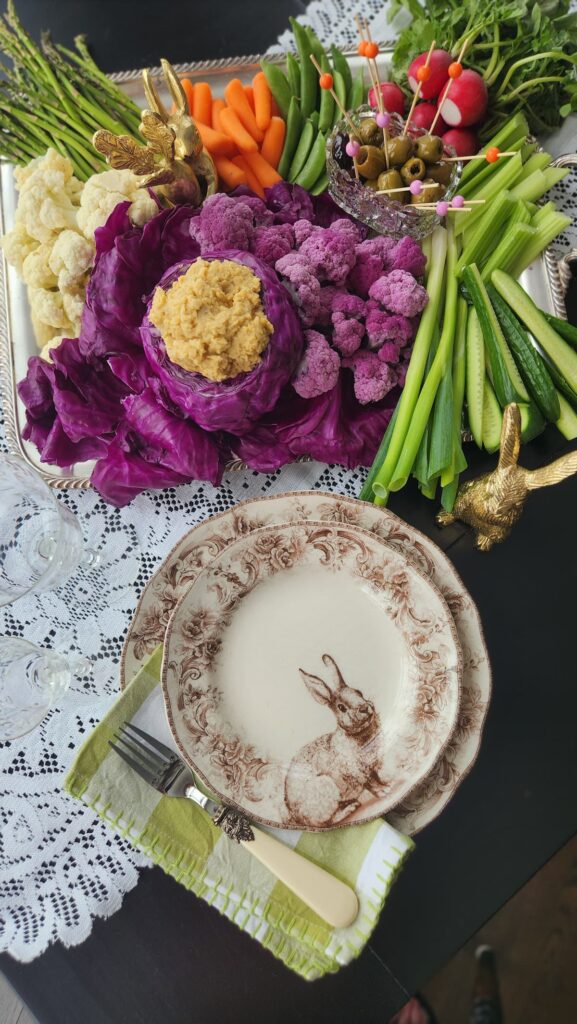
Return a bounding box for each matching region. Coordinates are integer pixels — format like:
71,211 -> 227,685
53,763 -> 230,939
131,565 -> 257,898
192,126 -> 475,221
1,3 -> 576,965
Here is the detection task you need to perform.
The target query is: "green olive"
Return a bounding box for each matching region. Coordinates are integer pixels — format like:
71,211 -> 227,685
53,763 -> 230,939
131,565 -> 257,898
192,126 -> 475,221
358,117 -> 381,146
365,177 -> 380,191
356,144 -> 386,179
376,168 -> 403,196
415,135 -> 444,163
400,157 -> 426,185
386,135 -> 414,167
426,162 -> 453,186
411,179 -> 445,205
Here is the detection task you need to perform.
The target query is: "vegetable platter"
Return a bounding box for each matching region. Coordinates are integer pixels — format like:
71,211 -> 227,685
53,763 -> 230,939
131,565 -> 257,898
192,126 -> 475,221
0,4 -> 575,512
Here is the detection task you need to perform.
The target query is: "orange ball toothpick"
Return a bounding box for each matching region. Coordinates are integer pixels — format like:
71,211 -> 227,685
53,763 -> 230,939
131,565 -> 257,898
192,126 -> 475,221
429,38 -> 469,134
403,39 -> 435,135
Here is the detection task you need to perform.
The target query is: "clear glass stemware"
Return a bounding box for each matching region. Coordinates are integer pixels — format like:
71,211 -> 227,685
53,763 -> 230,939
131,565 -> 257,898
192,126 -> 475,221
0,454 -> 100,607
0,635 -> 91,741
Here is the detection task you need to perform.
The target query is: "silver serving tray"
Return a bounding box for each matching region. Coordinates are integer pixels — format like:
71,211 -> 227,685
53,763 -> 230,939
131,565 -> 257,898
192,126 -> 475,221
0,49 -> 574,489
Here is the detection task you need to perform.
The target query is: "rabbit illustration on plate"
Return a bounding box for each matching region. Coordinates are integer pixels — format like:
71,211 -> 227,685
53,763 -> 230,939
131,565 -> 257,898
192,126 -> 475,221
284,654 -> 388,828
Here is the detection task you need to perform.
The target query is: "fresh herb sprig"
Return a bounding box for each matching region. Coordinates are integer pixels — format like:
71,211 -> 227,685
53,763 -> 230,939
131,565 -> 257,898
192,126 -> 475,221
388,0 -> 577,138
0,0 -> 142,178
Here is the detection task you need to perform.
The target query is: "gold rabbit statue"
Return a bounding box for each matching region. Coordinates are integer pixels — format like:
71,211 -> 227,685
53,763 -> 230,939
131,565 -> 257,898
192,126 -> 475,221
437,403 -> 577,551
93,58 -> 217,207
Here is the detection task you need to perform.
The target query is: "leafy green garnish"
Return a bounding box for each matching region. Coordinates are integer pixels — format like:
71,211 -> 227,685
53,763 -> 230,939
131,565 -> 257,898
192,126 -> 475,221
389,0 -> 577,138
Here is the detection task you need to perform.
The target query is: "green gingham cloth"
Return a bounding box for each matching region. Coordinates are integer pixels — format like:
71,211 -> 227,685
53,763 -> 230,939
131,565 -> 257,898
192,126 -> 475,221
64,646 -> 414,980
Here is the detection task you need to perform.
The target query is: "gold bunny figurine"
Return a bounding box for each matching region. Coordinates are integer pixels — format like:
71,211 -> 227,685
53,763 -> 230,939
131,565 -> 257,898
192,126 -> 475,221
437,403 -> 577,551
93,58 -> 217,207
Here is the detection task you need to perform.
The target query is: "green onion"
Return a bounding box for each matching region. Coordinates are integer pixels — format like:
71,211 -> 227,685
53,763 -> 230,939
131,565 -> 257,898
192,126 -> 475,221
359,404 -> 400,502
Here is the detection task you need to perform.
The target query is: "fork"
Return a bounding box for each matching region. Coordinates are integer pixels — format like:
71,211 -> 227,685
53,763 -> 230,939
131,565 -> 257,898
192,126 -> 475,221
110,722 -> 359,929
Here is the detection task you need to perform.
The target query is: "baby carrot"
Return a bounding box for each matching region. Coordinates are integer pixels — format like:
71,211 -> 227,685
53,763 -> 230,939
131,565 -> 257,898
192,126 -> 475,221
243,151 -> 282,189
260,116 -> 286,170
252,71 -> 272,133
232,155 -> 265,199
181,78 -> 195,114
215,155 -> 247,190
224,78 -> 264,143
193,81 -> 212,125
196,121 -> 238,158
244,84 -> 255,111
212,98 -> 226,132
220,106 -> 259,153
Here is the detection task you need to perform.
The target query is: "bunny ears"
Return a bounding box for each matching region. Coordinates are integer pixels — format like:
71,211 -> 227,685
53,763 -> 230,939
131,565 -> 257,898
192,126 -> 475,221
299,653 -> 346,700
143,58 -> 188,123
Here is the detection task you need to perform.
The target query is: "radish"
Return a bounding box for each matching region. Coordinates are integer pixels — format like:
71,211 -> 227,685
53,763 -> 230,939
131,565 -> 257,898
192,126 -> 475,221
438,70 -> 488,128
407,49 -> 451,100
368,82 -> 405,116
442,127 -> 479,157
408,102 -> 448,135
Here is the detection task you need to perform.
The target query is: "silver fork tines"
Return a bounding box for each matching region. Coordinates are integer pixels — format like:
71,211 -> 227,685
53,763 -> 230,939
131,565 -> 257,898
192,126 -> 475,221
109,722 -> 185,793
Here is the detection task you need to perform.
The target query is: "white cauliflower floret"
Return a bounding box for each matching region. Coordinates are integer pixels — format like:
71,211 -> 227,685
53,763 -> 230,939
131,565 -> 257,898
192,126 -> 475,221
77,168 -> 157,240
39,334 -> 66,362
28,286 -> 72,329
62,285 -> 86,328
21,244 -> 58,289
0,223 -> 39,275
12,149 -> 81,244
14,149 -> 75,192
48,230 -> 94,291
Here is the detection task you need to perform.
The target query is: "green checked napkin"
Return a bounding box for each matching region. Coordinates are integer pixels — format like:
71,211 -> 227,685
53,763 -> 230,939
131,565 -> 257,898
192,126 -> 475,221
64,646 -> 414,981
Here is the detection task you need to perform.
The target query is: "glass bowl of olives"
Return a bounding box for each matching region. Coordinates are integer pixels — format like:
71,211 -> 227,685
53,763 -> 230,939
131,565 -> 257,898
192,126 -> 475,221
326,107 -> 462,241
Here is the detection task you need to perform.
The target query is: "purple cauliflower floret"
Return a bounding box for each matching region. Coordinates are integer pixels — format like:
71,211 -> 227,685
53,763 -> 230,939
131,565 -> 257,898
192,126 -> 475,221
369,270 -> 428,318
293,219 -> 317,246
298,227 -> 357,285
315,286 -> 341,327
275,252 -> 321,327
330,291 -> 366,355
292,329 -> 341,398
365,301 -> 415,348
378,342 -> 401,364
346,236 -> 397,298
190,193 -> 254,252
265,182 -> 315,225
388,236 -> 427,277
332,317 -> 365,356
251,223 -> 295,264
329,218 -> 364,244
237,194 -> 275,226
343,350 -> 398,404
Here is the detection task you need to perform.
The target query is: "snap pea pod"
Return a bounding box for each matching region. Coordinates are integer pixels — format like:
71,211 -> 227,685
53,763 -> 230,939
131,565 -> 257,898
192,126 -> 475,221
318,56 -> 335,132
310,168 -> 329,195
260,59 -> 292,120
305,25 -> 327,64
294,131 -> 327,191
347,70 -> 365,112
331,45 -> 352,98
277,96 -> 302,180
289,17 -> 317,119
333,70 -> 347,116
288,119 -> 315,182
286,52 -> 301,98
309,110 -> 320,131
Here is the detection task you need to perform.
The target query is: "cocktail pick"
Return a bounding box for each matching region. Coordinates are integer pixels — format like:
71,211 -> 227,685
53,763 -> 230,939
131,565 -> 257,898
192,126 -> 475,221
311,55 -> 360,179
442,147 -> 517,163
355,16 -> 390,168
403,40 -> 436,136
375,179 -> 441,197
418,196 -> 486,214
429,38 -> 469,135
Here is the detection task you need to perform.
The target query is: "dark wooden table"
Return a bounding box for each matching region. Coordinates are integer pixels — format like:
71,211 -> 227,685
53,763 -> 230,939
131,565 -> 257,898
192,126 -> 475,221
2,3 -> 577,1022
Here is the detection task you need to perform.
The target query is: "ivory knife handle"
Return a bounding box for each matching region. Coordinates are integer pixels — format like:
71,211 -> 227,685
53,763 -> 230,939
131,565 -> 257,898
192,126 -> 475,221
241,825 -> 359,929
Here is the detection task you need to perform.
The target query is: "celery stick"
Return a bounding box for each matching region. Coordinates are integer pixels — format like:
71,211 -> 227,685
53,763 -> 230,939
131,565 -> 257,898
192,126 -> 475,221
507,200 -> 532,228
388,224 -> 459,493
522,152 -> 552,176
459,137 -> 527,199
509,213 -> 572,277
531,201 -> 555,228
455,153 -> 525,236
457,191 -> 515,275
481,223 -> 537,282
460,112 -> 529,186
520,141 -> 538,163
511,166 -> 569,204
371,228 -> 448,503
